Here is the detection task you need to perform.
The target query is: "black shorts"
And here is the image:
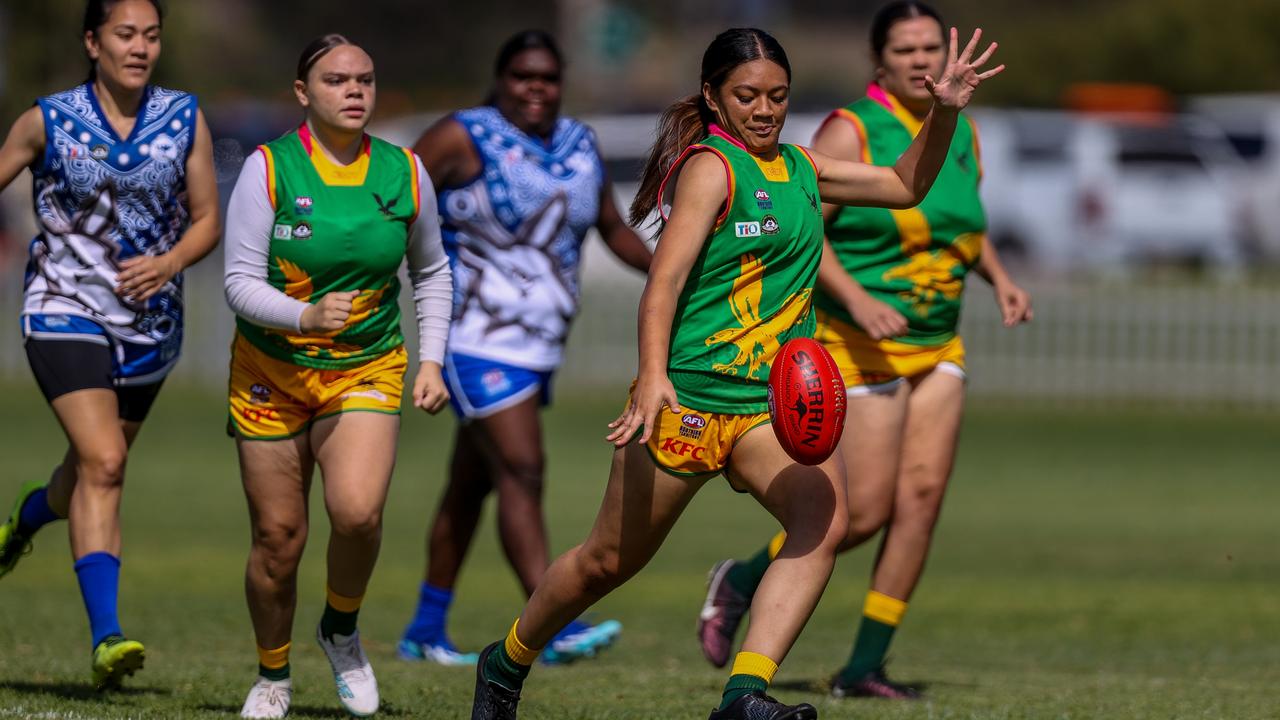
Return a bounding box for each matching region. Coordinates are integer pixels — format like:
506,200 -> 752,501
25,338 -> 165,423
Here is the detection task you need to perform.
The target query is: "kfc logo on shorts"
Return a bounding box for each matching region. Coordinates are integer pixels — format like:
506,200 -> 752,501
250,383 -> 271,404
660,437 -> 707,461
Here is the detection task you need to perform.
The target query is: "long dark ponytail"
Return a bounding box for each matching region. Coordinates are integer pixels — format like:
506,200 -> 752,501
629,28 -> 791,228
83,0 -> 164,82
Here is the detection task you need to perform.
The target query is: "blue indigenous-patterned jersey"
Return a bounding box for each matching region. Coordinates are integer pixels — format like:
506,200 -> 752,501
438,106 -> 603,371
23,83 -> 197,370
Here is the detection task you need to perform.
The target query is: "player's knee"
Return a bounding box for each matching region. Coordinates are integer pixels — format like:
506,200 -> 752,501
330,507 -> 382,539
253,524 -> 306,579
498,456 -> 545,495
844,502 -> 890,548
576,545 -> 629,598
77,448 -> 127,488
896,468 -> 948,529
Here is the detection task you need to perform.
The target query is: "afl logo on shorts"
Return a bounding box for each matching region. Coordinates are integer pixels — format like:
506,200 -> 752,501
679,413 -> 706,440
250,384 -> 271,404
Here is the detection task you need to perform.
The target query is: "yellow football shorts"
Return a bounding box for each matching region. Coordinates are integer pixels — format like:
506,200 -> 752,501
630,391 -> 771,478
814,309 -> 966,392
228,333 -> 406,440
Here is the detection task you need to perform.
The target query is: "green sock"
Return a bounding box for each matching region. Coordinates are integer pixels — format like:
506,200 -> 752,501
482,642 -> 531,692
320,602 -> 359,640
719,673 -> 768,710
259,663 -> 290,681
725,545 -> 773,597
840,615 -> 897,681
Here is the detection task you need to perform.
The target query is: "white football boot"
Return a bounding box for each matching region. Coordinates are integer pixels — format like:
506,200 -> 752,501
316,624 -> 380,717
240,676 -> 292,719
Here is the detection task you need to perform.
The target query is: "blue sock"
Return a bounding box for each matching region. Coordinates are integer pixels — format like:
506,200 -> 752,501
402,582 -> 452,645
553,618 -> 591,643
17,487 -> 60,536
74,552 -> 123,647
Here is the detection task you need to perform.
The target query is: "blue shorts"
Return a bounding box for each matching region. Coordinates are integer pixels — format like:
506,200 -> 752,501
444,352 -> 554,420
22,313 -> 179,385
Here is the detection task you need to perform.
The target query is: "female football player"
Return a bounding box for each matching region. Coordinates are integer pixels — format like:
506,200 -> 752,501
471,24 -> 1003,720
697,1 -> 1033,700
0,0 -> 219,689
222,34 -> 452,719
397,30 -> 650,667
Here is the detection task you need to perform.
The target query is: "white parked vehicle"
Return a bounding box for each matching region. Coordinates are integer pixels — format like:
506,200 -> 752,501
977,109 -> 1249,273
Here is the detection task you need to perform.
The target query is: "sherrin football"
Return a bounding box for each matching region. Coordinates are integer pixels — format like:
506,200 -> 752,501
767,337 -> 847,466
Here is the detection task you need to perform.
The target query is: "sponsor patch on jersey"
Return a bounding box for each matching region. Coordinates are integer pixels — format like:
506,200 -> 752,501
91,145 -> 109,161
754,189 -> 773,209
273,223 -> 293,240
292,221 -> 313,240
735,221 -> 762,238
761,215 -> 780,235
294,196 -> 314,215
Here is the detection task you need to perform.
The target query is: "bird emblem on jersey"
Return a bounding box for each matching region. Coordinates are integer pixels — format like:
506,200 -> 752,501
882,232 -> 984,317
704,253 -> 812,380
274,257 -> 388,357
801,186 -> 819,213
372,192 -> 398,218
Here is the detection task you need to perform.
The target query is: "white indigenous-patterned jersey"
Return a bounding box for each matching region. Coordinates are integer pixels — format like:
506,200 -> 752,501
438,106 -> 603,371
22,83 -> 196,371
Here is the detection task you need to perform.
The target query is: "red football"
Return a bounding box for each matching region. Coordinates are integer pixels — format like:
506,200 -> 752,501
767,337 -> 847,466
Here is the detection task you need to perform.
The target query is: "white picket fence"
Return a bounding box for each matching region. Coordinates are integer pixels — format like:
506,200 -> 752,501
2,245 -> 1277,410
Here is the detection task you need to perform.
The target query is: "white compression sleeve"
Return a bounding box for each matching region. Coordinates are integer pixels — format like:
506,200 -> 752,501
406,155 -> 453,365
222,150 -> 309,332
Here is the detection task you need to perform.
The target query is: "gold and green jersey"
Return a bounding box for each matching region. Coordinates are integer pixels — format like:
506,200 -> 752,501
659,128 -> 824,414
814,86 -> 986,346
237,124 -> 421,370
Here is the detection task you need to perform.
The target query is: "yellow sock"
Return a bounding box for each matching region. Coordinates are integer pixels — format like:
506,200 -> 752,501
863,590 -> 908,626
257,642 -> 291,670
326,586 -> 364,613
767,531 -> 787,560
503,619 -> 541,666
257,641 -> 291,679
730,651 -> 779,683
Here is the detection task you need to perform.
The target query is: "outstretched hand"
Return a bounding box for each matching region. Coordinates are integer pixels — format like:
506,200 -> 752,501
925,27 -> 1005,112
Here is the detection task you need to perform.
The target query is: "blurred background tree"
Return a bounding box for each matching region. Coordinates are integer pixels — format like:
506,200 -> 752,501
3,0 -> 1278,123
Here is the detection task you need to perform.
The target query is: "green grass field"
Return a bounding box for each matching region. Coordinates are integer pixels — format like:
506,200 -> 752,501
0,379 -> 1278,719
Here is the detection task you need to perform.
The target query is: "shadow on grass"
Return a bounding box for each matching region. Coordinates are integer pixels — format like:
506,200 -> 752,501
199,702 -> 410,717
0,679 -> 171,701
770,677 -> 938,695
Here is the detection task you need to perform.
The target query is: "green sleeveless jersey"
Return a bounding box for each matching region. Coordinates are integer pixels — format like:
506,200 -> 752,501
660,129 -> 824,414
814,91 -> 986,345
236,125 -> 420,369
